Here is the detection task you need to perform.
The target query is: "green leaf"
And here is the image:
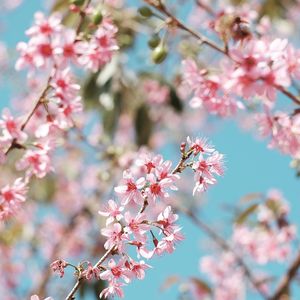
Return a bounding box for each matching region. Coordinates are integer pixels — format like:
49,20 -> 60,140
51,0 -> 69,12
235,203 -> 258,225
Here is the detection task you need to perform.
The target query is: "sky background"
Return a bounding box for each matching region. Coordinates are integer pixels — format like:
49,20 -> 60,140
1,1 -> 300,299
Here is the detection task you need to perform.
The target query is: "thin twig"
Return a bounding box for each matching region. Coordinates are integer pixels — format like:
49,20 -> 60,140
65,246 -> 116,300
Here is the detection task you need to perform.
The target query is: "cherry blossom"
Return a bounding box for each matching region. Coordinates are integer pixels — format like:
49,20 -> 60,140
114,171 -> 145,205
0,178 -> 28,221
50,259 -> 67,278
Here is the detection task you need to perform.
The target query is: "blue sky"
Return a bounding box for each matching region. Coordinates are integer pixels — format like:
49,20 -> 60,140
1,2 -> 300,300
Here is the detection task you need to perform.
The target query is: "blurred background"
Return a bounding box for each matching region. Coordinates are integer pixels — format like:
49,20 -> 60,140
1,1 -> 300,299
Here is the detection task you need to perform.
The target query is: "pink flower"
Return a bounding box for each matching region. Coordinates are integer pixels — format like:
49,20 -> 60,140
126,260 -> 151,280
155,159 -> 179,184
16,144 -> 54,178
50,259 -> 67,278
99,199 -> 124,225
124,212 -> 150,242
15,42 -> 35,70
136,153 -> 164,174
200,252 -> 244,300
181,59 -> 242,116
26,12 -> 62,37
53,28 -> 78,65
187,136 -> 215,155
101,222 -> 128,252
157,206 -> 179,233
145,173 -> 174,203
192,151 -> 224,194
0,178 -> 28,220
23,35 -> 55,69
100,258 -> 132,283
114,170 -> 145,205
77,18 -> 118,72
156,228 -> 184,255
82,263 -> 100,280
99,280 -> 124,298
227,38 -> 291,103
51,68 -> 80,100
0,108 -> 27,142
130,241 -> 155,259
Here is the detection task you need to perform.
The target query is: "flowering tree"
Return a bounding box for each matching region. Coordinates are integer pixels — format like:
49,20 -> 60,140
1,0 -> 300,299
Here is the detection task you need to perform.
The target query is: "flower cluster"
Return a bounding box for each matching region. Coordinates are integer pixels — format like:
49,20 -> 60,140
187,137 -> 224,194
182,59 -> 243,117
181,36 -> 300,159
0,178 -> 28,221
50,138 -> 224,298
226,39 -> 296,103
233,190 -> 296,264
95,152 -> 183,298
200,190 -> 296,299
0,9 -> 118,221
255,110 -> 300,159
182,38 -> 300,111
16,12 -> 118,72
201,252 -> 245,300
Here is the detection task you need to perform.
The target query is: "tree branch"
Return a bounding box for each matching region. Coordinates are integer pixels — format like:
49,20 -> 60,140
269,250 -> 300,300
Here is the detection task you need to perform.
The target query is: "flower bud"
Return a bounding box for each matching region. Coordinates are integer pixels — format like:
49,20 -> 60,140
148,34 -> 161,49
93,10 -> 103,25
151,44 -> 168,64
138,6 -> 153,18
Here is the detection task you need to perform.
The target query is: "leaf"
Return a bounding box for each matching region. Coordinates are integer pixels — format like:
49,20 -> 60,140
235,203 -> 258,225
190,277 -> 212,295
62,12 -> 80,28
160,275 -> 180,291
265,199 -> 280,216
135,104 -> 153,146
240,192 -> 263,203
51,0 -> 69,12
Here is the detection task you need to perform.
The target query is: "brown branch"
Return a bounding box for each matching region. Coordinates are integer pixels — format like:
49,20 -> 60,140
5,80 -> 52,156
275,85 -> 300,106
195,0 -> 216,17
75,0 -> 92,35
269,250 -> 300,300
65,246 -> 116,300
